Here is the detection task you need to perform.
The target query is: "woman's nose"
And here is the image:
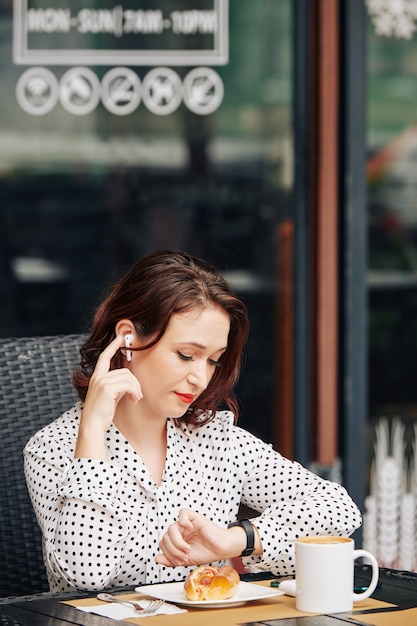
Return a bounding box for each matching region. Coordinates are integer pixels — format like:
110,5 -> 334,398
187,362 -> 209,389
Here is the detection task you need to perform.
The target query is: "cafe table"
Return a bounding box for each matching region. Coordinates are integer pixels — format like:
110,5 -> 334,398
1,565 -> 417,626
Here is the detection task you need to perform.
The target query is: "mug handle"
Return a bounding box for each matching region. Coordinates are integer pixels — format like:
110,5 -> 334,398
352,549 -> 379,601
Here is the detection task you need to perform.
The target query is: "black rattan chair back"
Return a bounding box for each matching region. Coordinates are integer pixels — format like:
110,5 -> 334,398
0,334 -> 85,598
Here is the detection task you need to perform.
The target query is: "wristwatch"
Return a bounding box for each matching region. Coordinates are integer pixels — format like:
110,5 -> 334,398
227,518 -> 255,557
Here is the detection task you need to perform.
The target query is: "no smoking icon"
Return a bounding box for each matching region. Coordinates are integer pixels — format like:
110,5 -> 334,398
101,68 -> 141,116
183,68 -> 224,115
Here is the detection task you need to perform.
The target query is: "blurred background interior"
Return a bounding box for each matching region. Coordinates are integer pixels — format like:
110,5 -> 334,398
1,0 -> 417,571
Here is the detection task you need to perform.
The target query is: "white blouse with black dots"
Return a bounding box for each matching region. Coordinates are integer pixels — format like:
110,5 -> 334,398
24,402 -> 361,592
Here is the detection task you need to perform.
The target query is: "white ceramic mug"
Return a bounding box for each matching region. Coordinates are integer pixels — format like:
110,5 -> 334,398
295,536 -> 379,613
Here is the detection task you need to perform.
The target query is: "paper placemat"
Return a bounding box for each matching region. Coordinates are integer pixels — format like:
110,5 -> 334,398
64,581 -> 393,626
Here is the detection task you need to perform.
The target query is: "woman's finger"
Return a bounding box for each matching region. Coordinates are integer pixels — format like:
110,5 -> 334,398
177,508 -> 195,530
93,335 -> 125,375
159,524 -> 191,558
87,368 -> 143,404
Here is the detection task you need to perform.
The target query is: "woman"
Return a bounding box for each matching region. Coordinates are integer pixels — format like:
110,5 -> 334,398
24,249 -> 361,592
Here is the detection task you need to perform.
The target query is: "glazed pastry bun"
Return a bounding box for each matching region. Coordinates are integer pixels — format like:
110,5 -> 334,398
184,565 -> 240,601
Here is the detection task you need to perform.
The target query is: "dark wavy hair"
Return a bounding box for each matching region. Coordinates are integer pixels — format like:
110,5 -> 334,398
73,249 -> 249,426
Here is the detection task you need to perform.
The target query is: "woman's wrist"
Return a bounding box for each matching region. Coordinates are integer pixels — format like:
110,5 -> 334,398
75,427 -> 107,461
227,524 -> 249,558
227,520 -> 262,558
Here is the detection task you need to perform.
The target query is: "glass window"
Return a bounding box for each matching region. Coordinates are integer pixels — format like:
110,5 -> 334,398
365,7 -> 417,571
0,0 -> 293,443
367,17 -> 417,417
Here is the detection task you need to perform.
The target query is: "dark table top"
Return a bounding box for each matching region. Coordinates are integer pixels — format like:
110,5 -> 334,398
1,566 -> 417,626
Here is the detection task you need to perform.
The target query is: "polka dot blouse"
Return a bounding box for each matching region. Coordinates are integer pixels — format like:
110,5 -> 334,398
24,402 -> 361,592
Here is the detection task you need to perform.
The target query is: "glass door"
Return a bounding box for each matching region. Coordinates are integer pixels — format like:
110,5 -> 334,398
365,2 -> 417,572
0,0 -> 294,445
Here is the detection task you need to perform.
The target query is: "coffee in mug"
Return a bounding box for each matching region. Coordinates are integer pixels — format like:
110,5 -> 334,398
295,536 -> 379,613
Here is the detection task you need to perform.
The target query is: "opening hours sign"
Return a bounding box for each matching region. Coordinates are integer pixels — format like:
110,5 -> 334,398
13,0 -> 229,66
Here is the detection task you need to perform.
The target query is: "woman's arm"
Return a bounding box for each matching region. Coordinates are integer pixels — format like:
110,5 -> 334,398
156,417 -> 361,572
235,427 -> 362,575
24,408 -> 132,590
24,335 -> 144,590
75,334 -> 142,461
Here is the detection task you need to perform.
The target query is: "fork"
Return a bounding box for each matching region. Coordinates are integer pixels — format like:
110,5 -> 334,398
133,598 -> 164,615
97,593 -> 164,615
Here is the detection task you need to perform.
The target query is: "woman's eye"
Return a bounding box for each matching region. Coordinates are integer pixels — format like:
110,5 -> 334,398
177,351 -> 193,361
208,358 -> 222,368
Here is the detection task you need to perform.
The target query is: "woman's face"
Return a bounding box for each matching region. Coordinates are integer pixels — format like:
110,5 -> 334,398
130,305 -> 230,420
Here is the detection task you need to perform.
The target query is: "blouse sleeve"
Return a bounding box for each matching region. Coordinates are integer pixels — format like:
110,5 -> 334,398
232,426 -> 362,575
24,412 -> 132,590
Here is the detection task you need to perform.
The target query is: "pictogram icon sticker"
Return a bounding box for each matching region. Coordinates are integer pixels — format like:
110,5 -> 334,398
101,67 -> 142,116
142,67 -> 182,116
59,67 -> 101,115
183,67 -> 224,115
15,67 -> 59,115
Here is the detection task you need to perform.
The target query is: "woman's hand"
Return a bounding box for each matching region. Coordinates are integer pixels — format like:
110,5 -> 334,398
155,509 -> 259,567
75,335 -> 142,460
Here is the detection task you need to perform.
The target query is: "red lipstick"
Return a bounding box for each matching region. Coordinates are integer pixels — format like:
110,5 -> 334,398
174,392 -> 195,404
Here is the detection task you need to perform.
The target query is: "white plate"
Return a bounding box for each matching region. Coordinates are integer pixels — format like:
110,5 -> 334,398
135,580 -> 284,608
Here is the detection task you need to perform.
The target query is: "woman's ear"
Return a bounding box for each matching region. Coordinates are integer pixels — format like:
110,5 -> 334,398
115,319 -> 135,338
115,320 -> 136,362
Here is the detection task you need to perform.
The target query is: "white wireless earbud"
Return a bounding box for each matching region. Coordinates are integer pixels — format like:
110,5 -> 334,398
124,334 -> 134,362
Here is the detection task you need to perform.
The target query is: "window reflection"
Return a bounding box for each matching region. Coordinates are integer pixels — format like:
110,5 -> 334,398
0,1 -> 293,444
365,11 -> 417,572
367,21 -> 417,417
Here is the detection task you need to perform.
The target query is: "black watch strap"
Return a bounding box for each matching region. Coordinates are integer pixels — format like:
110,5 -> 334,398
228,518 -> 255,557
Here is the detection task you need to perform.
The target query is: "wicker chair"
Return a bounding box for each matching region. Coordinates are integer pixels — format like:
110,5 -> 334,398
0,334 -> 85,597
